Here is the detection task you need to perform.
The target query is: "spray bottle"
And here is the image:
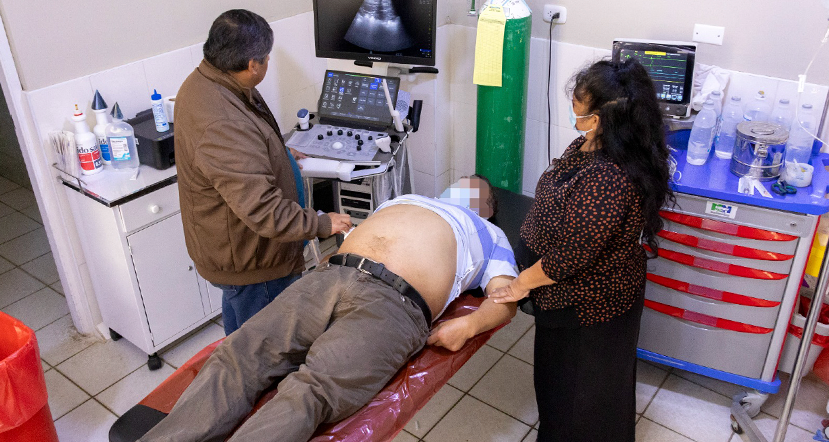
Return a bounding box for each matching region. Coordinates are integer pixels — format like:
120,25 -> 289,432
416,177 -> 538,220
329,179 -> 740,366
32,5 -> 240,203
106,102 -> 140,169
91,90 -> 111,164
71,105 -> 103,175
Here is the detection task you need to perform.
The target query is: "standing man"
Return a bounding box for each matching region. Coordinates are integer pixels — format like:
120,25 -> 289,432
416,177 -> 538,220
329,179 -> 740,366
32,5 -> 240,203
175,9 -> 352,335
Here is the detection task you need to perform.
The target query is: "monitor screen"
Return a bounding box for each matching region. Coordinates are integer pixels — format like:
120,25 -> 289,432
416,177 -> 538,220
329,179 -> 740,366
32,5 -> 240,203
317,70 -> 400,128
612,39 -> 697,118
313,0 -> 437,66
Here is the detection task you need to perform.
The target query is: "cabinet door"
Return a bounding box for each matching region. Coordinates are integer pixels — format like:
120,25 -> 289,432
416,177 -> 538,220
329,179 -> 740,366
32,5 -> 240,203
127,213 -> 206,346
199,275 -> 224,313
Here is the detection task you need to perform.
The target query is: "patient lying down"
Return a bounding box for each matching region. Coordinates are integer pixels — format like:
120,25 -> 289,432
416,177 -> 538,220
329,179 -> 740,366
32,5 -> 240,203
138,176 -> 518,442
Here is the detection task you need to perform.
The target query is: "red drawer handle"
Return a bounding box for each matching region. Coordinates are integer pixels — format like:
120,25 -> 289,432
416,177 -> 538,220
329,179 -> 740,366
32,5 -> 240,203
657,230 -> 794,261
647,274 -> 780,308
644,299 -> 773,334
660,211 -> 798,242
644,245 -> 788,280
788,324 -> 829,346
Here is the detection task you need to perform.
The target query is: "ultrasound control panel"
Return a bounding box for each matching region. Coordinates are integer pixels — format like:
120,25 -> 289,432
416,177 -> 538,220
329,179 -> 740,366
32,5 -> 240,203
285,123 -> 390,162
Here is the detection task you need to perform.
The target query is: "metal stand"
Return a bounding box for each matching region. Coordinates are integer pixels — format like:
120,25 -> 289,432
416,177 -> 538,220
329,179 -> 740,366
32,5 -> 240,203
731,237 -> 829,441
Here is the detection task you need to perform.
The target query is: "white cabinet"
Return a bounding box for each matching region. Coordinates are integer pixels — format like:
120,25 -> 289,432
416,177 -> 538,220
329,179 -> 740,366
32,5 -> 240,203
63,168 -> 220,369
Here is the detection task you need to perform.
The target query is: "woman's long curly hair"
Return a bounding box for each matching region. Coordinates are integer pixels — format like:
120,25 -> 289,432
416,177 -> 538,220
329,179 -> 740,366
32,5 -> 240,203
569,59 -> 675,257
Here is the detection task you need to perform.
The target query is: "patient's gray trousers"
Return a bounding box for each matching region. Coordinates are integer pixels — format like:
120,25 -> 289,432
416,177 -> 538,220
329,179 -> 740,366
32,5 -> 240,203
139,264 -> 431,442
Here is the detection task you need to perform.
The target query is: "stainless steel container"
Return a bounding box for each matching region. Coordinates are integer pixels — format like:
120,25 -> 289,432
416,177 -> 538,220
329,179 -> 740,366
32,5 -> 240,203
730,122 -> 789,181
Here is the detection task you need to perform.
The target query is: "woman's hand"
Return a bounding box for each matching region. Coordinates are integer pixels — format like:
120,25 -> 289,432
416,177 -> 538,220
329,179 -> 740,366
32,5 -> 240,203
488,279 -> 530,304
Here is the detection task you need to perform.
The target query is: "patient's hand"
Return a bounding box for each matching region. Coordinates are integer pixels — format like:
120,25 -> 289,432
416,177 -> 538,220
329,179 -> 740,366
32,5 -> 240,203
426,316 -> 474,352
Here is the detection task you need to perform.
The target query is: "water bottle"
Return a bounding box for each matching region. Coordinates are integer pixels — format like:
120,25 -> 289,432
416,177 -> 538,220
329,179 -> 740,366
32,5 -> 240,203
708,90 -> 723,148
714,96 -> 743,159
785,103 -> 817,165
744,90 -> 771,122
686,99 -> 718,166
770,98 -> 794,131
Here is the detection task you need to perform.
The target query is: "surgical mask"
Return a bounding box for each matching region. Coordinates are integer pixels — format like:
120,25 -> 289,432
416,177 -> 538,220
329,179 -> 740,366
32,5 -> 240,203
439,185 -> 481,216
568,102 -> 595,136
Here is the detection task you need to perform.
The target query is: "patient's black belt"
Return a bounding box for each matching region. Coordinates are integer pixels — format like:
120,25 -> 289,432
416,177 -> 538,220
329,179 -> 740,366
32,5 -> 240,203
328,253 -> 432,325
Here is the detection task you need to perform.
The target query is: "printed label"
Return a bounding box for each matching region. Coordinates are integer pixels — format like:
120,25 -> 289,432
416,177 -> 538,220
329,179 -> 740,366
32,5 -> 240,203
110,137 -> 130,161
97,135 -> 110,160
705,201 -> 737,219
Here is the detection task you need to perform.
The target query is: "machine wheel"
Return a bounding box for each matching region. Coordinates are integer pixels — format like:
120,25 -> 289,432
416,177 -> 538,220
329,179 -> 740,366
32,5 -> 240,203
109,328 -> 122,341
730,415 -> 743,434
739,391 -> 768,418
148,353 -> 162,370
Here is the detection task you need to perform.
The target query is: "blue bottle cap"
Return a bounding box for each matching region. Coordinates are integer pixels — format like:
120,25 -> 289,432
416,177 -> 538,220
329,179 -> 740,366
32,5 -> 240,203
151,89 -> 162,101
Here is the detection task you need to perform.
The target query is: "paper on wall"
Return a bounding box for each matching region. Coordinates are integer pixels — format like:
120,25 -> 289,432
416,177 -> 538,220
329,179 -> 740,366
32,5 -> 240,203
472,5 -> 506,87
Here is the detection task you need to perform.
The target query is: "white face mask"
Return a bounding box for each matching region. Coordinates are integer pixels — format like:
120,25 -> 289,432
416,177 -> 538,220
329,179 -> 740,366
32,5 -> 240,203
568,102 -> 595,136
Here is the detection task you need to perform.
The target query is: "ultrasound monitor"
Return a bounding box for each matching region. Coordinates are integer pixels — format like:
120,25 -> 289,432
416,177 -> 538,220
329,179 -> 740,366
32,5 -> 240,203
313,0 -> 437,66
318,70 -> 400,130
612,39 -> 697,118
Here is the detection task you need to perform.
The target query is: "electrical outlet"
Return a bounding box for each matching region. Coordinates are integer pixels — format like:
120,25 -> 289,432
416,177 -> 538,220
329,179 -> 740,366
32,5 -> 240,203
543,5 -> 567,24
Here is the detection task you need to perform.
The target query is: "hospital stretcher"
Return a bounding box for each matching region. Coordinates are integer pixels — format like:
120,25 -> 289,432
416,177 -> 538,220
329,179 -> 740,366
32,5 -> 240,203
108,294 -> 504,442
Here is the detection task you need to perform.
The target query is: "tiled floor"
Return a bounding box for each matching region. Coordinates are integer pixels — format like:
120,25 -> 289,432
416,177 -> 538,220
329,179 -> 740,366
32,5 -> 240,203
2,173 -> 829,441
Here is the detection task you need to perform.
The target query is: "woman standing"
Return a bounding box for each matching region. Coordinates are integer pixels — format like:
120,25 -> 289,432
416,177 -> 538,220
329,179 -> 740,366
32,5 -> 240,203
490,59 -> 674,441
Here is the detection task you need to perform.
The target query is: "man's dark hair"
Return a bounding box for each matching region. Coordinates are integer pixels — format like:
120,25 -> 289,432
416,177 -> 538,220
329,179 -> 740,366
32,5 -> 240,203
471,174 -> 498,217
203,9 -> 274,72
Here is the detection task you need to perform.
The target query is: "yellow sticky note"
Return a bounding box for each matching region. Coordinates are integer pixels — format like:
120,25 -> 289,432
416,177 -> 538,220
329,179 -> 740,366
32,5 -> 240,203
473,5 -> 506,87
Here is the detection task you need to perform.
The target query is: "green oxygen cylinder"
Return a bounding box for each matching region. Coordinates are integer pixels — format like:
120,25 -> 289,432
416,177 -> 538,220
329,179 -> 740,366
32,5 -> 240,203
475,0 -> 531,193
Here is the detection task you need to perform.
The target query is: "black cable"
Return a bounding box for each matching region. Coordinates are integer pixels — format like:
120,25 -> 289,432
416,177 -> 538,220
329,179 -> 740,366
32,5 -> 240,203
546,14 -> 559,165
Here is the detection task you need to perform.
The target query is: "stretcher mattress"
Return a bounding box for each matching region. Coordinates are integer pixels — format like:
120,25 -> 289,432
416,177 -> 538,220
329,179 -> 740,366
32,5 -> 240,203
109,294 -> 504,442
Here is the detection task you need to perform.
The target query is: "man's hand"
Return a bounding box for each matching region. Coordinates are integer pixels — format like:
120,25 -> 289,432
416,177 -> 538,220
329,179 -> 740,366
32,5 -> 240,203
327,213 -> 352,236
488,279 -> 530,304
427,316 -> 474,352
289,148 -> 307,167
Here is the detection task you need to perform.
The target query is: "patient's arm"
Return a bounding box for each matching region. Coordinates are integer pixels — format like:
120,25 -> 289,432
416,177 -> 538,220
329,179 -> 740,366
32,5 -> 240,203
426,276 -> 517,351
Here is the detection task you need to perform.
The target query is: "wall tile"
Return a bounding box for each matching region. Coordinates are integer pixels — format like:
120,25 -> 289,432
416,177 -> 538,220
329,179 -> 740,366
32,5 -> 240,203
188,43 -> 204,69
452,102 -> 477,178
435,169 -> 452,196
90,61 -> 150,120
270,14 -> 317,100
25,77 -> 94,136
450,26 -> 477,106
142,47 -> 195,99
725,71 -> 780,109
526,37 -> 553,123
413,170 -> 436,197
549,42 -> 596,128
523,118 -> 547,195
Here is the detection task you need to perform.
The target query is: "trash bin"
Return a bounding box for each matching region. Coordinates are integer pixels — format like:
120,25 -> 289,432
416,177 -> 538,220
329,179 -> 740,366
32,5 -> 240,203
0,311 -> 58,442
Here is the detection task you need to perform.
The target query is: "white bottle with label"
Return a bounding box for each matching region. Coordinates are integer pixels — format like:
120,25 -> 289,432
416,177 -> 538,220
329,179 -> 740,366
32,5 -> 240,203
91,90 -> 111,164
71,105 -> 103,175
106,102 -> 140,169
686,99 -> 718,166
151,89 -> 169,133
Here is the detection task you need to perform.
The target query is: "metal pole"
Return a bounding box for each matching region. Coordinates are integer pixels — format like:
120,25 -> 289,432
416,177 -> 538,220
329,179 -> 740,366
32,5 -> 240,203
772,230 -> 829,442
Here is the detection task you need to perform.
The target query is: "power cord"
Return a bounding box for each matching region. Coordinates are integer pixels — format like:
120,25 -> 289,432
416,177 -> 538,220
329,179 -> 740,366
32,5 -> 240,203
546,12 -> 560,165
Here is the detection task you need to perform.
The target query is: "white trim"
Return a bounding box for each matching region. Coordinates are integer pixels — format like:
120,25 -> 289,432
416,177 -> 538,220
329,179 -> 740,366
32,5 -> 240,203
0,14 -> 101,336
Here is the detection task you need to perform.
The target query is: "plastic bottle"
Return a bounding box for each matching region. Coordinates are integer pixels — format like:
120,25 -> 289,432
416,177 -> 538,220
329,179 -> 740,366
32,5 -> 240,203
91,90 -> 111,164
743,90 -> 772,122
686,99 -> 718,165
151,89 -> 169,133
71,105 -> 103,175
714,96 -> 744,159
785,103 -> 818,165
709,90 -> 723,149
770,98 -> 794,131
106,102 -> 140,169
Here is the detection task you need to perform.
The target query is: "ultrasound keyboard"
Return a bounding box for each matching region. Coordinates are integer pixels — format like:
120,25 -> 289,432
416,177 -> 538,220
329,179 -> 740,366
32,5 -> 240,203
285,123 -> 390,162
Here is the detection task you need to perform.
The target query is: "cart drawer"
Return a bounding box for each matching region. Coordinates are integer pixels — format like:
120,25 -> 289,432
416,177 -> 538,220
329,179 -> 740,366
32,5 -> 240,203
662,219 -> 798,256
659,239 -> 794,275
645,278 -> 780,328
648,258 -> 788,303
638,301 -> 773,379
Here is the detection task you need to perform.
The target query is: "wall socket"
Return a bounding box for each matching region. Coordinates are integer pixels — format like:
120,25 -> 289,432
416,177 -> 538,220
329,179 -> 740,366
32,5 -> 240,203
543,5 -> 567,23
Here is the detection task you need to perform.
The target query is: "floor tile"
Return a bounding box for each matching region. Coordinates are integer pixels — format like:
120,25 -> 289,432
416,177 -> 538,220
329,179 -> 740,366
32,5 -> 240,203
96,362 -> 176,416
522,428 -> 537,442
404,383 -> 463,437
0,187 -> 37,210
0,267 -> 46,308
0,201 -> 14,218
644,374 -> 734,441
54,399 -> 118,442
42,358 -> 50,372
487,311 -> 534,352
672,367 -> 747,401
761,371 -> 829,432
635,417 -> 695,442
2,286 -> 68,330
0,227 -> 51,265
20,203 -> 43,224
57,339 -> 149,395
636,359 -> 671,414
20,252 -> 60,284
0,211 -> 39,244
0,255 -> 14,274
391,430 -> 419,442
0,176 -> 19,195
51,281 -> 64,295
507,325 -> 534,364
470,355 -> 538,425
732,411 -> 820,442
45,368 -> 91,419
160,322 -> 225,368
447,344 -> 503,392
424,395 -> 531,442
36,315 -> 99,366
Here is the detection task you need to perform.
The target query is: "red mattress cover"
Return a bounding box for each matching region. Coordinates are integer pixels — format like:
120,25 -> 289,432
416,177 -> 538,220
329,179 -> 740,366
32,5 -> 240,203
137,294 -> 505,441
